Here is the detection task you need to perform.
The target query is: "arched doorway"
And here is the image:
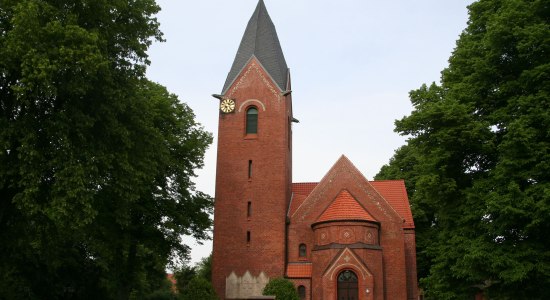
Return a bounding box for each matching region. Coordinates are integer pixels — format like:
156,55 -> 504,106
337,269 -> 358,300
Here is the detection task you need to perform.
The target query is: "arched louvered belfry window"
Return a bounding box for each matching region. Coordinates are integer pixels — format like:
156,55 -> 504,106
246,107 -> 258,134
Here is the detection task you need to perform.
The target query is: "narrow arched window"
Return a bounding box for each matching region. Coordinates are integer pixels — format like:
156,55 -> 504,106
299,244 -> 307,258
298,285 -> 306,299
246,107 -> 258,134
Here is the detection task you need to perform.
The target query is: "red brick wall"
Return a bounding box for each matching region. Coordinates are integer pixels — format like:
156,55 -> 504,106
212,58 -> 292,299
309,247 -> 381,300
404,230 -> 419,300
289,279 -> 311,300
287,158 -> 410,299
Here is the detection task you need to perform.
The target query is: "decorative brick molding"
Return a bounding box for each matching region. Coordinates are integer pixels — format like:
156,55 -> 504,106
228,60 -> 281,103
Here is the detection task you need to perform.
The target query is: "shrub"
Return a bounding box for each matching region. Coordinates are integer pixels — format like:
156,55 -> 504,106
179,277 -> 218,300
262,277 -> 299,300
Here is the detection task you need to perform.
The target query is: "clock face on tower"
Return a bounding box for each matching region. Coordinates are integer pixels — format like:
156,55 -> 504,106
220,98 -> 236,113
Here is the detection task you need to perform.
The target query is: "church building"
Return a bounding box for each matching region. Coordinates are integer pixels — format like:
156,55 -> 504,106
211,1 -> 418,299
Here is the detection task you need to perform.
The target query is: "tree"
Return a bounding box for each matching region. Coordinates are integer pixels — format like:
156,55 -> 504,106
262,277 -> 299,300
179,277 -> 218,300
0,1 -> 213,299
174,265 -> 197,293
376,0 -> 550,299
145,278 -> 179,300
173,254 -> 213,298
195,254 -> 213,282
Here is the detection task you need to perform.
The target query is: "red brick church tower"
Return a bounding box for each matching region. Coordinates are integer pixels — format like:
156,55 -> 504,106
211,0 -> 292,298
212,1 -> 418,300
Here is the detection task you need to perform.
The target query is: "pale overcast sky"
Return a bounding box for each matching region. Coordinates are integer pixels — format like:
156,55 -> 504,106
146,0 -> 475,265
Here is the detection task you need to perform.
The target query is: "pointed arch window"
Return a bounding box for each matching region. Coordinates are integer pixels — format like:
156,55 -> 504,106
246,107 -> 258,134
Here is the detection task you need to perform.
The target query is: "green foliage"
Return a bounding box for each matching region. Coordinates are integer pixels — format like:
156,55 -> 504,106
144,279 -> 178,300
145,290 -> 178,300
195,254 -> 213,282
173,254 -> 214,298
179,277 -> 218,300
0,0 -> 213,299
262,277 -> 299,300
376,0 -> 550,298
174,265 -> 197,293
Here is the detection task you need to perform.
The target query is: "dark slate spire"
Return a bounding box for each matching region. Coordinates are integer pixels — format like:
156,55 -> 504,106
222,0 -> 289,94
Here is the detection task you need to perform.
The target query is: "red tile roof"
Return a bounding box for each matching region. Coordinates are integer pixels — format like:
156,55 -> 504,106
370,180 -> 414,229
316,190 -> 376,223
291,180 -> 414,228
286,263 -> 312,278
288,182 -> 318,216
292,182 -> 318,196
166,273 -> 177,292
288,193 -> 307,217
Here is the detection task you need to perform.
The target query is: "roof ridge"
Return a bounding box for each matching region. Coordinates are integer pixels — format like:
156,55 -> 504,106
252,0 -> 262,55
290,156 -> 357,218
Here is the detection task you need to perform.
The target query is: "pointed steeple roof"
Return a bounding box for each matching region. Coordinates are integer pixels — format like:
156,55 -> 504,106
316,190 -> 377,223
222,0 -> 289,94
